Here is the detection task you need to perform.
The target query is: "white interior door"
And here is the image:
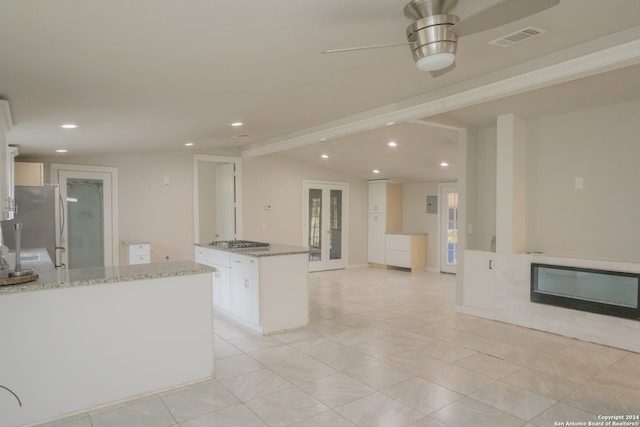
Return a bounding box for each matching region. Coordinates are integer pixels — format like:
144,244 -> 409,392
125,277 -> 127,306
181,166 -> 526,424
53,165 -> 118,268
303,181 -> 348,272
440,183 -> 458,274
216,163 -> 236,240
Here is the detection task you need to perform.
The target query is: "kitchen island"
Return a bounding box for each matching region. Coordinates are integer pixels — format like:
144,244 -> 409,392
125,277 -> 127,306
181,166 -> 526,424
0,261 -> 215,427
194,242 -> 309,334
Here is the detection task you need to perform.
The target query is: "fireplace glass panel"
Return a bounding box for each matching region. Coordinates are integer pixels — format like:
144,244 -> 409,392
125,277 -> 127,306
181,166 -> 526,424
531,263 -> 640,320
535,266 -> 638,308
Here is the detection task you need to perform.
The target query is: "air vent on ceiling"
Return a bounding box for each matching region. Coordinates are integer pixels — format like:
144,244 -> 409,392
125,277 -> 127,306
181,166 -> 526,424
233,134 -> 250,139
489,26 -> 546,48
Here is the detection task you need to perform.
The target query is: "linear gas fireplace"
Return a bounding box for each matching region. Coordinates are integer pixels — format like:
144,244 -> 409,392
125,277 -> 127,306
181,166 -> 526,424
531,263 -> 640,320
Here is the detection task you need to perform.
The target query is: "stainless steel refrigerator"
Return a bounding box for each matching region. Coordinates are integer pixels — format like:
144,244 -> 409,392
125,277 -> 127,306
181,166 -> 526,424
0,185 -> 64,267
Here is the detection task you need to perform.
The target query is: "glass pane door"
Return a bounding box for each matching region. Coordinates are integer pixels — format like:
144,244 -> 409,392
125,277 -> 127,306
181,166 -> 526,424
308,188 -> 322,263
66,178 -> 105,268
57,168 -> 115,268
329,190 -> 342,261
304,182 -> 348,272
440,183 -> 458,274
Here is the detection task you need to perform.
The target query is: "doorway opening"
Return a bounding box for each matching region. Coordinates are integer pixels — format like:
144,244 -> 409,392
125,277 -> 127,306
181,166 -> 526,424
439,182 -> 458,274
51,164 -> 119,268
193,155 -> 243,243
303,180 -> 348,272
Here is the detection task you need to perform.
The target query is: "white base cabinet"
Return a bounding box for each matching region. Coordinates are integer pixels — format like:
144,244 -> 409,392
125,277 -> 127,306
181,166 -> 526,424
195,246 -> 308,334
230,253 -> 259,326
462,250 -> 496,316
121,241 -> 151,265
385,234 -> 428,272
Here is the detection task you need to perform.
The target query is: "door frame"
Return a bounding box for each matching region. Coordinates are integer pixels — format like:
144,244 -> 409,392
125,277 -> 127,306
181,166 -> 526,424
50,163 -> 119,267
438,182 -> 458,274
302,180 -> 349,271
193,154 -> 243,243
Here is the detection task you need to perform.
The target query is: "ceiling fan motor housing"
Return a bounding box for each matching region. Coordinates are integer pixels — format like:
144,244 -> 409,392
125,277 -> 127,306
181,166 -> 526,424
406,14 -> 459,64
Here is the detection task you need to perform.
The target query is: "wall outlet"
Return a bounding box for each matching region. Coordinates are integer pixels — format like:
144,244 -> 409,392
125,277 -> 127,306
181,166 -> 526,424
574,177 -> 584,190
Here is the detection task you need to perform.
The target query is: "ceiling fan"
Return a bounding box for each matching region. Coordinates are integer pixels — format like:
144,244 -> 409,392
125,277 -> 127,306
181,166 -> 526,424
322,0 -> 560,77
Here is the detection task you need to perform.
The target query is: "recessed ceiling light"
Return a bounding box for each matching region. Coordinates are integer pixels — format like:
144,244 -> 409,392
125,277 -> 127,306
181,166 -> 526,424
440,162 -> 449,167
387,122 -> 395,126
388,141 -> 397,147
372,169 -> 380,174
231,122 -> 243,127
321,154 -> 329,159
56,149 -> 68,153
185,142 -> 194,147
60,124 -> 77,129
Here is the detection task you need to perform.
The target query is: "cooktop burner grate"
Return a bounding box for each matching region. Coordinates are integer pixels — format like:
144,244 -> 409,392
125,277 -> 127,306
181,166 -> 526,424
208,240 -> 270,250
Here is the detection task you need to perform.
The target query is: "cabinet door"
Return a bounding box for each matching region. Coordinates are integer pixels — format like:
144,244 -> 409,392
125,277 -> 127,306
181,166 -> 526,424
230,255 -> 260,325
368,213 -> 386,264
462,251 -> 496,312
212,265 -> 231,311
368,182 -> 386,213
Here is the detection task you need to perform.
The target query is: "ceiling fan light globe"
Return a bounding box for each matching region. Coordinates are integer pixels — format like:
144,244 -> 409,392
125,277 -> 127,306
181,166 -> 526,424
416,52 -> 455,71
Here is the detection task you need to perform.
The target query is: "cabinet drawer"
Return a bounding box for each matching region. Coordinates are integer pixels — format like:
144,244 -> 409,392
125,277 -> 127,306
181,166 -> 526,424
129,244 -> 150,256
385,249 -> 410,268
129,255 -> 150,264
385,234 -> 410,252
194,247 -> 214,265
211,251 -> 230,267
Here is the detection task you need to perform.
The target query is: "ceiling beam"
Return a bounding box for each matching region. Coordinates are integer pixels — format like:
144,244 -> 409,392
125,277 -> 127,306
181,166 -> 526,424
242,30 -> 640,158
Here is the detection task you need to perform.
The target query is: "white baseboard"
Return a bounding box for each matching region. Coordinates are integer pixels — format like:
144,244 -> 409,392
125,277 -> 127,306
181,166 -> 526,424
455,304 -> 496,320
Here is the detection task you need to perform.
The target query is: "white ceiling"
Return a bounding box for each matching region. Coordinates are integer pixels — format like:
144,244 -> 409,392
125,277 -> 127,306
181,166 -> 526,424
1,0 -> 640,182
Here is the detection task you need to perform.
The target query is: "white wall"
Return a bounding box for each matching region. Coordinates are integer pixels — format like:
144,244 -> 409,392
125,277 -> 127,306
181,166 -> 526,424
402,182 -> 439,271
24,148 -> 238,263
243,154 -> 368,266
197,160 -> 218,243
473,126 -> 497,252
23,149 -> 369,266
525,99 -> 640,262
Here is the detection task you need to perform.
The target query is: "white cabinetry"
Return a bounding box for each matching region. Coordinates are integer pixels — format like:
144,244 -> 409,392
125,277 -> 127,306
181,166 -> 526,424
194,245 -> 308,334
462,250 -> 497,317
368,182 -> 387,213
230,253 -> 259,326
385,234 -> 427,272
121,241 -> 150,264
1,100 -> 15,221
195,246 -> 231,311
368,181 -> 402,265
368,213 -> 386,264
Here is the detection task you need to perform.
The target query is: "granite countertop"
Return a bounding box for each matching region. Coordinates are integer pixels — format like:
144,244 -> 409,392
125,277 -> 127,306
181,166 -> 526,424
195,242 -> 309,258
0,261 -> 214,295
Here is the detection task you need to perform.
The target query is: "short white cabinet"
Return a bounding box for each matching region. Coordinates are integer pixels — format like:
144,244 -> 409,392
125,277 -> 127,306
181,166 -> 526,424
462,250 -> 497,316
229,253 -> 259,326
385,233 -> 427,272
121,241 -> 151,264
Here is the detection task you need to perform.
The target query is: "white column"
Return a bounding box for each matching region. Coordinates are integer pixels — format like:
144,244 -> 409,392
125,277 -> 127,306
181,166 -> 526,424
496,114 -> 526,254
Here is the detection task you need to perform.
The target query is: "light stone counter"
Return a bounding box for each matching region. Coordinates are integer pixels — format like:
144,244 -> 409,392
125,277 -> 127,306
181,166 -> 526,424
0,259 -> 215,426
194,242 -> 309,257
0,261 -> 213,295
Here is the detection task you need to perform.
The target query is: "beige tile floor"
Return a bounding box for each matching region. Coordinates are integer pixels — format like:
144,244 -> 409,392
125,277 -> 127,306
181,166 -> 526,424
36,267 -> 640,427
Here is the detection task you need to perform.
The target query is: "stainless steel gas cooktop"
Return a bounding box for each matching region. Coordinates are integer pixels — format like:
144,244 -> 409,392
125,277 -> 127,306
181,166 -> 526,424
208,240 -> 270,250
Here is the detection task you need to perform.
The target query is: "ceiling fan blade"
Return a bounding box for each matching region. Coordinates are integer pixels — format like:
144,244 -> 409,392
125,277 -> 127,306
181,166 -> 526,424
430,61 -> 456,78
450,0 -> 559,37
322,42 -> 413,54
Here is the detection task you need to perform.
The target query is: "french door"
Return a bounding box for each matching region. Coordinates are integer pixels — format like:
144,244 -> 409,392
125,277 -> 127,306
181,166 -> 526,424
303,181 -> 348,272
439,183 -> 458,274
52,164 -> 118,268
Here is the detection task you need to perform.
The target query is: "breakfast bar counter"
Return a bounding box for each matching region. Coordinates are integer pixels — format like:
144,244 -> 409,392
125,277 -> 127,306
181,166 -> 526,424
0,261 -> 215,427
